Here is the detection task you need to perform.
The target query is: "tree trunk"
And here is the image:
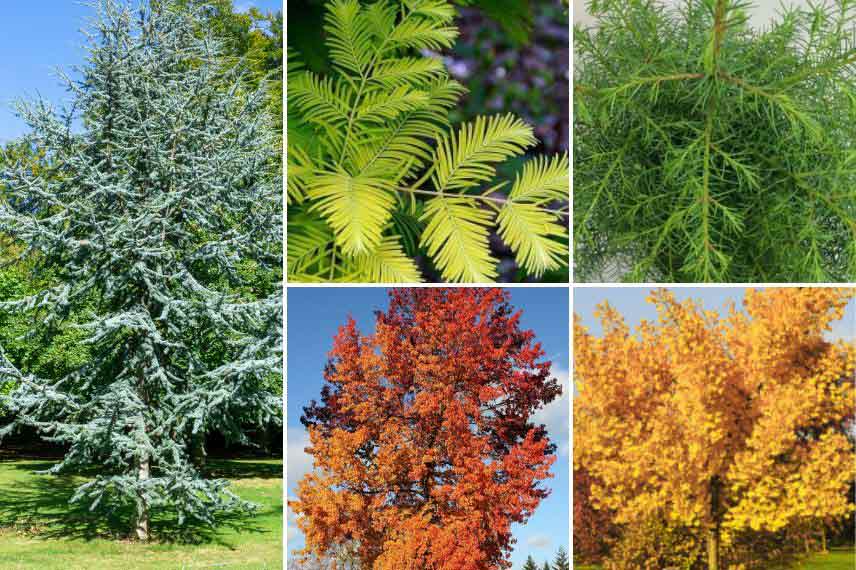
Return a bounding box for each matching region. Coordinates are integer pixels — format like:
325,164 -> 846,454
135,455 -> 150,541
821,527 -> 827,553
707,525 -> 720,570
191,430 -> 206,472
261,422 -> 272,456
707,476 -> 721,570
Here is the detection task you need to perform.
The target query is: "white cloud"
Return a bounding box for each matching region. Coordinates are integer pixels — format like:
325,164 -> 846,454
531,366 -> 570,457
286,429 -> 313,553
287,428 -> 314,490
526,534 -> 553,550
286,505 -> 302,545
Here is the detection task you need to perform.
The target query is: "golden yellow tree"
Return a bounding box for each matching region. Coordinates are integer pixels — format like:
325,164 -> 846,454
574,288 -> 855,570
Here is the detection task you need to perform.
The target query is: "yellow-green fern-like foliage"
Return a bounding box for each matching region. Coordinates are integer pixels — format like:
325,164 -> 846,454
287,0 -> 568,283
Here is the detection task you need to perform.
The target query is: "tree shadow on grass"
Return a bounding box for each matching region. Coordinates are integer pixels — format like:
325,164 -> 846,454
0,460 -> 272,547
205,458 -> 282,480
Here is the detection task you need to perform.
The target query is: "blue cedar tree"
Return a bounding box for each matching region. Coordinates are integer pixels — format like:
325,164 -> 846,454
0,0 -> 281,540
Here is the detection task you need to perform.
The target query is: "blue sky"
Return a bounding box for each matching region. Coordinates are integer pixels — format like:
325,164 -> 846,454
0,0 -> 281,142
286,287 -> 570,569
574,286 -> 855,341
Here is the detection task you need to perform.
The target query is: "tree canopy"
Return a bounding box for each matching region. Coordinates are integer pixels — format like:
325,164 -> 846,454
574,287 -> 855,569
292,288 -> 561,569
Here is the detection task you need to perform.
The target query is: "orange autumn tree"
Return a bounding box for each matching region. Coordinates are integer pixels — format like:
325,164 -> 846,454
292,288 -> 561,570
574,288 -> 855,570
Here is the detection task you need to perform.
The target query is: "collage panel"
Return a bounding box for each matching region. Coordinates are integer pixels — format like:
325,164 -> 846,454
286,287 -> 570,569
573,0 -> 856,283
0,0 -> 853,568
573,286 -> 856,569
287,0 -> 570,284
0,1 -> 284,569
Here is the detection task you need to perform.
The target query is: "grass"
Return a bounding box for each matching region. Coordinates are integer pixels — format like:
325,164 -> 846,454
0,457 -> 282,570
797,546 -> 854,570
575,546 -> 854,570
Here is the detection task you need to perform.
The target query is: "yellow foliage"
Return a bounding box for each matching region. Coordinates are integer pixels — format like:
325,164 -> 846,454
574,288 -> 856,535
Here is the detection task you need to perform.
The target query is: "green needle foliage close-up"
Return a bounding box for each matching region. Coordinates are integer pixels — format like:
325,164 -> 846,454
574,0 -> 856,283
287,0 -> 569,283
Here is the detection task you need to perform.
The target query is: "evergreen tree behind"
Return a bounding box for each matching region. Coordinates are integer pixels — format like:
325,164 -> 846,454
522,555 -> 538,570
0,0 -> 281,540
552,546 -> 570,570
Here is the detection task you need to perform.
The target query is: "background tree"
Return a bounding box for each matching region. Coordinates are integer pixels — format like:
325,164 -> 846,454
551,545 -> 569,570
172,0 -> 283,137
522,555 -> 538,570
574,0 -> 856,282
0,0 -> 281,540
574,288 -> 855,570
291,288 -> 561,569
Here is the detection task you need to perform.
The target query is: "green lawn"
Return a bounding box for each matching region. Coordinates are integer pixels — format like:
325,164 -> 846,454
0,457 -> 282,570
797,547 -> 854,570
575,547 -> 854,570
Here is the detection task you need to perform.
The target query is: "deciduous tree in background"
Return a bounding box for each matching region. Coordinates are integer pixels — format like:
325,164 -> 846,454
292,288 -> 561,570
574,288 -> 855,570
0,143 -> 93,411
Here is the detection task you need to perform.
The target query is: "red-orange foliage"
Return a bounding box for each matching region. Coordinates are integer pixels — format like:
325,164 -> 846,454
291,288 -> 561,570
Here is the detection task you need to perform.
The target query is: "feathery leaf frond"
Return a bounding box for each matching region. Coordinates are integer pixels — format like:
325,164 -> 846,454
432,114 -> 536,192
349,235 -> 423,282
387,1 -> 458,51
509,154 -> 570,202
307,171 -> 395,255
369,57 -> 446,88
325,0 -> 375,77
356,86 -> 430,125
287,0 -> 568,282
497,202 -> 566,276
421,196 -> 497,282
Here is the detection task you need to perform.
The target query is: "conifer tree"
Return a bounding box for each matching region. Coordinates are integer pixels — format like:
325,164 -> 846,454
0,0 -> 281,540
522,555 -> 538,570
288,0 -> 569,283
574,0 -> 856,282
551,546 -> 569,570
